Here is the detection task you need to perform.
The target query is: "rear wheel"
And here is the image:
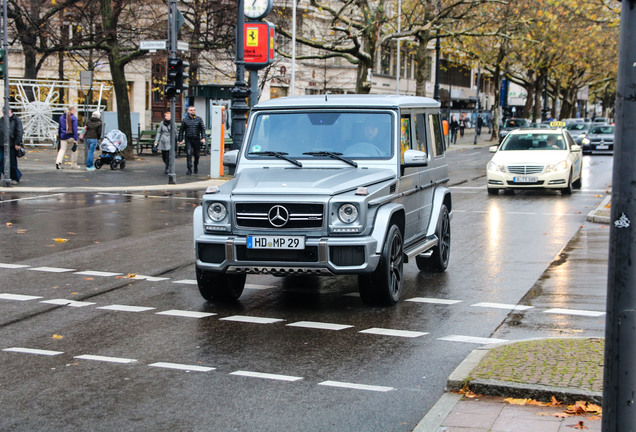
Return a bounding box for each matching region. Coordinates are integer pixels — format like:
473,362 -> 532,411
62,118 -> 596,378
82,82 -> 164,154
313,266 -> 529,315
358,224 -> 404,306
94,159 -> 102,169
119,160 -> 126,169
196,266 -> 245,302
416,204 -> 451,272
110,160 -> 118,170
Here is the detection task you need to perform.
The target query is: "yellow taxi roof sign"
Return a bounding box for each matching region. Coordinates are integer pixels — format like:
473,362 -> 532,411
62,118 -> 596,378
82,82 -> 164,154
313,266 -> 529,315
550,121 -> 566,128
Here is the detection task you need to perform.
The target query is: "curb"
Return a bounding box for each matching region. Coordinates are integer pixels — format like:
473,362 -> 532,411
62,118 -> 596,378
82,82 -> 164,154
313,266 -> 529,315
445,338 -> 603,405
586,195 -> 611,224
2,179 -> 225,194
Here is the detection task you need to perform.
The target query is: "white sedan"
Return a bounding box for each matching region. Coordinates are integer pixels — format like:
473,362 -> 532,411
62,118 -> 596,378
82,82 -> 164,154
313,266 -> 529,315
486,129 -> 583,195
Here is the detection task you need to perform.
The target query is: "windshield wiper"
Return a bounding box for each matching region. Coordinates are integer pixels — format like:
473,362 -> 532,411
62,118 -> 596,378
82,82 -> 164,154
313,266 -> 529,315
248,151 -> 302,167
303,151 -> 358,167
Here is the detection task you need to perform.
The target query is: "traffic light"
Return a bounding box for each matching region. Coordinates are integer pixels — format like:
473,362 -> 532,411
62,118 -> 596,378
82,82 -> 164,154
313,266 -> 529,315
0,49 -> 6,80
165,57 -> 181,98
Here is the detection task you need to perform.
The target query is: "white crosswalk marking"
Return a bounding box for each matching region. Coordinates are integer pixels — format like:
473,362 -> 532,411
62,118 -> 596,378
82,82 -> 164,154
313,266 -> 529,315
74,271 -> 123,277
173,279 -> 197,285
0,293 -> 43,301
318,380 -> 395,392
40,299 -> 96,307
3,347 -> 63,356
287,321 -> 353,331
230,370 -> 303,382
219,315 -> 284,324
437,335 -> 508,344
471,302 -> 534,311
244,283 -> 275,290
29,267 -> 75,273
74,354 -> 137,364
97,305 -> 156,313
0,263 -> 30,269
149,362 -> 215,372
156,310 -> 216,318
359,328 -> 428,338
544,308 -> 605,317
406,297 -> 462,305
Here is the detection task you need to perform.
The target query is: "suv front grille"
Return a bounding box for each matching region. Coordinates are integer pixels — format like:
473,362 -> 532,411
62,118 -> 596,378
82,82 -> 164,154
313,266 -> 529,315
235,203 -> 324,229
507,165 -> 544,175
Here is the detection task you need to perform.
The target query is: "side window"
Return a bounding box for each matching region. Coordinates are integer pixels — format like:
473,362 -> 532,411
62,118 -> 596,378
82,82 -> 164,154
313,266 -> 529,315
414,113 -> 428,154
565,132 -> 575,149
428,114 -> 445,156
400,115 -> 411,163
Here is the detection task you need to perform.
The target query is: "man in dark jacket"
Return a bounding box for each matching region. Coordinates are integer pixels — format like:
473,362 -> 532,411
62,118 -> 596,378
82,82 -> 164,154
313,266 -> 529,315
0,107 -> 24,185
178,105 -> 206,175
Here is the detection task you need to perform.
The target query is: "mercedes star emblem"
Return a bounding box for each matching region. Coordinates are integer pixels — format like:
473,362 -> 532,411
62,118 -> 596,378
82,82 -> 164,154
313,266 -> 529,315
268,205 -> 290,227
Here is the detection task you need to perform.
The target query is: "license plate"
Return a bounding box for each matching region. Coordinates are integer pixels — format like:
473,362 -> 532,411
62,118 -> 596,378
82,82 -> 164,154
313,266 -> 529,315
596,145 -> 609,150
513,176 -> 538,183
247,235 -> 305,250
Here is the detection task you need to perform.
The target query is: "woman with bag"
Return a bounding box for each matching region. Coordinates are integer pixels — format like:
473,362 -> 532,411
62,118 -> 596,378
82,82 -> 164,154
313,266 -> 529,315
84,111 -> 103,171
55,105 -> 79,169
154,111 -> 173,174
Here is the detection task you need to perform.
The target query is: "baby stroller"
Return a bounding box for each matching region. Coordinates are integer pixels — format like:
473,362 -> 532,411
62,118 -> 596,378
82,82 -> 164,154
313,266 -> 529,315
95,129 -> 127,170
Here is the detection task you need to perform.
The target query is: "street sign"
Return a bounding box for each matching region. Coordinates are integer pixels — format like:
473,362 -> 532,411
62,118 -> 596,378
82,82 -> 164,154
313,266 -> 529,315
140,40 -> 167,50
177,41 -> 189,52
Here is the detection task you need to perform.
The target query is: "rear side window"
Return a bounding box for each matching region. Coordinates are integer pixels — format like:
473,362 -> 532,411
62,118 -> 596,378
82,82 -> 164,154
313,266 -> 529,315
428,114 -> 445,156
414,114 -> 428,154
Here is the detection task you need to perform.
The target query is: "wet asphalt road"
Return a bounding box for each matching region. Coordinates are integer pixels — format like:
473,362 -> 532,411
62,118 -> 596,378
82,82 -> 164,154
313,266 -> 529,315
0,148 -> 612,432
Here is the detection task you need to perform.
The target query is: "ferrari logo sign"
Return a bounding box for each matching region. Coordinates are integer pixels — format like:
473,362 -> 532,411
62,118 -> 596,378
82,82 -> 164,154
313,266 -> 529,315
246,27 -> 259,47
244,22 -> 275,70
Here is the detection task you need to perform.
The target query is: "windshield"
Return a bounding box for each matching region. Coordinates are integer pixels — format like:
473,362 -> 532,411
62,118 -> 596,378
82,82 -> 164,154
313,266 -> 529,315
504,119 -> 530,128
246,111 -> 394,159
589,125 -> 614,134
566,123 -> 589,131
500,133 -> 566,151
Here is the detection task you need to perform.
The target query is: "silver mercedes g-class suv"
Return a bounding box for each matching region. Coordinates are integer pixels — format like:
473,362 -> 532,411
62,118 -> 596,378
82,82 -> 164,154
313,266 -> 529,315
193,95 -> 451,306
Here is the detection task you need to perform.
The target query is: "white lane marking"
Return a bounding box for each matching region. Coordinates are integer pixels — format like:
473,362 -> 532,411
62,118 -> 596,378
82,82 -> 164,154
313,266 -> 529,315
74,354 -> 137,364
40,299 -> 96,307
29,267 -> 75,273
450,186 -> 485,190
119,193 -> 195,201
219,315 -> 284,324
359,328 -> 428,338
74,270 -> 123,277
0,293 -> 43,301
173,279 -> 197,285
96,305 -> 156,313
544,308 -> 606,317
286,321 -> 353,331
156,310 -> 216,318
437,335 -> 508,344
406,297 -> 462,305
0,263 -> 30,269
0,193 -> 65,204
149,362 -> 215,372
318,380 -> 395,392
3,347 -> 64,356
471,302 -> 534,311
508,212 -> 537,215
245,283 -> 275,290
130,275 -> 170,281
230,370 -> 303,382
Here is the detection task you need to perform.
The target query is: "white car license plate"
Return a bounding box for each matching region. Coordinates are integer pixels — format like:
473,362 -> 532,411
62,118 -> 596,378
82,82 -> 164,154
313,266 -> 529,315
513,176 -> 538,183
596,145 -> 609,150
247,235 -> 305,250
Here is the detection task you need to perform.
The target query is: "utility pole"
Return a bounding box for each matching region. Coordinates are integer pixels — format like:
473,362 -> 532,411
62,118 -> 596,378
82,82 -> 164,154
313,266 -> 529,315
167,0 -> 178,185
474,65 -> 480,145
602,1 -> 636,430
2,0 -> 10,187
230,0 -> 251,151
433,29 -> 440,101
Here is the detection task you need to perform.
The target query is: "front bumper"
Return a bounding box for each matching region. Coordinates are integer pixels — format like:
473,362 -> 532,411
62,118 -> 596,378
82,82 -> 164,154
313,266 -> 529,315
487,170 -> 569,189
195,233 -> 381,276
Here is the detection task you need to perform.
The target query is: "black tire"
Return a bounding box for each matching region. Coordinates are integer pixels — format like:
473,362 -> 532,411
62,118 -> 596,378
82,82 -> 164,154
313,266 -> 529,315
572,170 -> 582,189
503,189 -> 515,195
110,160 -> 118,170
196,266 -> 246,302
358,224 -> 404,306
487,187 -> 498,195
119,160 -> 126,169
416,204 -> 451,272
561,172 -> 573,195
94,159 -> 102,169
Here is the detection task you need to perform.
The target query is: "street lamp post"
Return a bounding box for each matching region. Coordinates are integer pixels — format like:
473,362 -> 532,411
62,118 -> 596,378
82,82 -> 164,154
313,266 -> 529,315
433,28 -> 440,101
2,0 -> 10,187
230,0 -> 251,151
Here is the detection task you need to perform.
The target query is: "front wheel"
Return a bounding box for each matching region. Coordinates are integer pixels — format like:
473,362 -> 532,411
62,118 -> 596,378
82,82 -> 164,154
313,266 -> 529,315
196,266 -> 246,302
416,204 -> 451,272
561,172 -> 573,195
119,160 -> 126,169
94,159 -> 102,169
487,187 -> 499,195
358,224 -> 404,306
110,160 -> 118,170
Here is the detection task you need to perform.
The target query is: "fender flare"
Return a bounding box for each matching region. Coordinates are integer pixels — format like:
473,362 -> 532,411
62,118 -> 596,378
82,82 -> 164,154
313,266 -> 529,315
193,206 -> 203,244
370,203 -> 405,254
426,187 -> 452,237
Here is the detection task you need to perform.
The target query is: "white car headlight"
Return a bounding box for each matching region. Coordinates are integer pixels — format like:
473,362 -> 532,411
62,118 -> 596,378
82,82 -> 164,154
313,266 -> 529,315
487,161 -> 506,173
546,160 -> 568,172
582,138 -> 590,145
207,202 -> 227,221
338,203 -> 359,224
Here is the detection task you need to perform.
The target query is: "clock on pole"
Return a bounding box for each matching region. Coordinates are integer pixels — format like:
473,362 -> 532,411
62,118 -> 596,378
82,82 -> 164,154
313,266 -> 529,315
244,0 -> 273,20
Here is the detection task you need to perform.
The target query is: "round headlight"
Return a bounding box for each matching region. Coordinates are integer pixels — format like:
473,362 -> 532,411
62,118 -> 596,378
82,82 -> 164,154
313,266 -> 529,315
581,138 -> 590,145
207,202 -> 227,222
338,203 -> 358,224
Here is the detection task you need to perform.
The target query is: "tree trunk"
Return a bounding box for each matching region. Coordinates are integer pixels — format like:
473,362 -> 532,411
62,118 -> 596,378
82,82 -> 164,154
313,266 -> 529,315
414,32 -> 431,97
108,52 -> 134,160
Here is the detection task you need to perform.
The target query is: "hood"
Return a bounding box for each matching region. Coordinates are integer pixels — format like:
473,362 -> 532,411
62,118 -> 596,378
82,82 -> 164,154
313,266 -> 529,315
230,167 -> 396,196
491,150 -> 569,166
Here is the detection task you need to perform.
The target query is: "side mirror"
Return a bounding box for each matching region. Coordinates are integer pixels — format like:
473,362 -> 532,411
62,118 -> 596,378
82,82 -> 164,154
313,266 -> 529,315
223,150 -> 238,167
571,144 -> 582,152
489,145 -> 499,153
402,149 -> 428,166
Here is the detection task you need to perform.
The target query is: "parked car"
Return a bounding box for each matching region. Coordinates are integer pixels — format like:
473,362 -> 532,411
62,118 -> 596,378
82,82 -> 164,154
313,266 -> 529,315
487,128 -> 583,195
499,118 -> 531,142
581,124 -> 615,155
194,95 -> 453,306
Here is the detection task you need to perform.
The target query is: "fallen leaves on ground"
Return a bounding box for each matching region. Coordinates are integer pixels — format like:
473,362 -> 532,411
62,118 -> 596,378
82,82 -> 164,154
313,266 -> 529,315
53,238 -> 69,242
6,222 -> 12,227
458,384 -> 481,398
568,420 -> 588,429
504,396 -> 561,407
532,399 -> 602,419
565,401 -> 602,416
52,334 -> 63,339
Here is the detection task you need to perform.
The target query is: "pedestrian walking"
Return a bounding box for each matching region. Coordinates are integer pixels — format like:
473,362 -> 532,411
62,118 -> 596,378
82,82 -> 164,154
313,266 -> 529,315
154,111 -> 173,174
0,107 -> 25,185
56,105 -> 80,169
450,115 -> 459,145
178,106 -> 206,175
83,111 -> 102,171
477,114 -> 484,136
459,115 -> 466,137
